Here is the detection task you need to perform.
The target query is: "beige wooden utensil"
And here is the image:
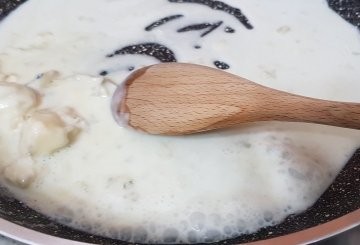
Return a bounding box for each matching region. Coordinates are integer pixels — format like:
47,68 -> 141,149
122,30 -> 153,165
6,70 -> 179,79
112,63 -> 360,135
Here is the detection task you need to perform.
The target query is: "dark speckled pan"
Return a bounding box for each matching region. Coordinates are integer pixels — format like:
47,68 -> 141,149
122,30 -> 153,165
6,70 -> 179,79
0,0 -> 359,244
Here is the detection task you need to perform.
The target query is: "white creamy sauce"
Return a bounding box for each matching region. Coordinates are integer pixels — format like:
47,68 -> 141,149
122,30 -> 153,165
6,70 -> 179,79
0,0 -> 359,243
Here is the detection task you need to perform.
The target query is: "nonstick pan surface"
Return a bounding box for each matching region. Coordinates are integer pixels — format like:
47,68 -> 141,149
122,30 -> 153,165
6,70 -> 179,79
0,0 -> 359,244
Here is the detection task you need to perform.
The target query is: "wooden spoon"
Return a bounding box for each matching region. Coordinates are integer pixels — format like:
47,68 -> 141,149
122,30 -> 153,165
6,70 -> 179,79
112,63 -> 360,135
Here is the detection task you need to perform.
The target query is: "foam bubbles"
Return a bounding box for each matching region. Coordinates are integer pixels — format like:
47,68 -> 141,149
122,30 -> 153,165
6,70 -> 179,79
133,227 -> 148,243
189,212 -> 206,231
39,129 -> 341,244
163,228 -> 179,243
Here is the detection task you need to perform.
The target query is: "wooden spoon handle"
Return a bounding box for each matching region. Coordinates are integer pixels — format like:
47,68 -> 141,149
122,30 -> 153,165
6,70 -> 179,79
276,95 -> 360,129
197,72 -> 360,131
217,89 -> 360,129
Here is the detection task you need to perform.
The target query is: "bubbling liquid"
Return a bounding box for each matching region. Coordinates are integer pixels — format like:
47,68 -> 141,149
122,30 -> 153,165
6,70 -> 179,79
0,0 -> 359,243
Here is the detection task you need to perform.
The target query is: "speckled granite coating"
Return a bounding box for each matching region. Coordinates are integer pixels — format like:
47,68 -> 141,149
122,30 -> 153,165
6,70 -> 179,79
0,0 -> 359,244
328,0 -> 360,30
0,0 -> 26,21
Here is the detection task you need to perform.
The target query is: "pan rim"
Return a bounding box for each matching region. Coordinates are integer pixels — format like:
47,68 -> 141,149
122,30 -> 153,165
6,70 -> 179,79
0,209 -> 360,245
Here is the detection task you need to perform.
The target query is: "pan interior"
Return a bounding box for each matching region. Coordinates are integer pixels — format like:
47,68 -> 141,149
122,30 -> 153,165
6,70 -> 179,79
0,0 -> 359,244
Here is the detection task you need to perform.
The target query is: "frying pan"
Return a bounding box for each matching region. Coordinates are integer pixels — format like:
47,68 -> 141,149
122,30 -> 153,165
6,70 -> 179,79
0,0 -> 359,244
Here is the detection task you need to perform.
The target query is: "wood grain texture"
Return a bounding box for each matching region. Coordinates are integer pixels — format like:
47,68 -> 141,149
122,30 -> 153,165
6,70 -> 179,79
116,63 -> 360,135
